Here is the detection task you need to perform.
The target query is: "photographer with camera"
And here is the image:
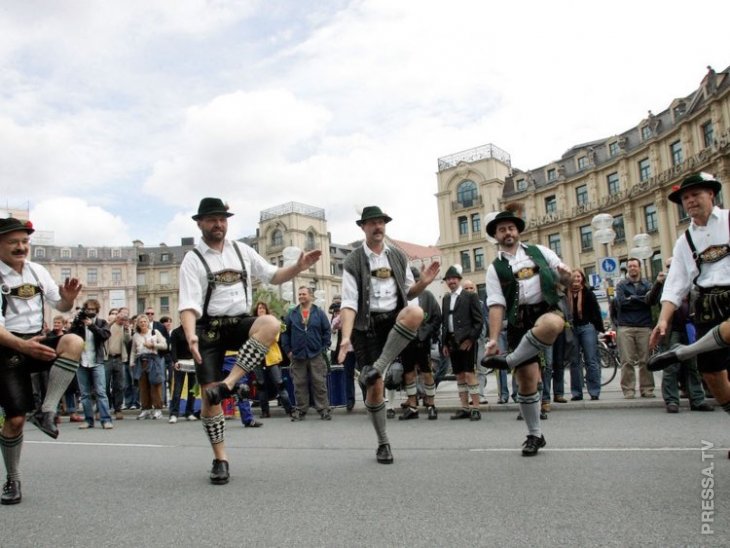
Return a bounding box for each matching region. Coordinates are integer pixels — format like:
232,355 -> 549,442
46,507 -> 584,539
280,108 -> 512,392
70,299 -> 112,429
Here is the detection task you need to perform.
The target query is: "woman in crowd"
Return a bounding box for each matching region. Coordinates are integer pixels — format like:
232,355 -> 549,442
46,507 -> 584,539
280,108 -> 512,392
568,268 -> 605,401
253,302 -> 292,418
130,315 -> 168,419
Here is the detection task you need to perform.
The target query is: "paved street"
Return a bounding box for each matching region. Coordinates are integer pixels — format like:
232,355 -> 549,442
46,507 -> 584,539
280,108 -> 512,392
4,387 -> 728,548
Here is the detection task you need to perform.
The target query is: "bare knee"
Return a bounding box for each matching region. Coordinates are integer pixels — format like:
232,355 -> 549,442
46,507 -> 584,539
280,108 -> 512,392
2,415 -> 25,437
534,312 -> 565,340
57,333 -> 84,359
250,314 -> 281,346
397,305 -> 424,331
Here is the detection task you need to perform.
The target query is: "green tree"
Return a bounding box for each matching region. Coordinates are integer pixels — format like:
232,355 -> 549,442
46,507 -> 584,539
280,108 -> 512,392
252,287 -> 291,319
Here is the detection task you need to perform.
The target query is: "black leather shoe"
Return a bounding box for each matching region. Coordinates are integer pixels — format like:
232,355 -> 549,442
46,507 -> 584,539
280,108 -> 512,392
481,354 -> 509,370
690,402 -> 715,412
29,411 -> 59,439
666,403 -> 679,413
204,383 -> 233,405
376,443 -> 394,464
521,434 -> 546,456
570,395 -> 583,401
427,405 -> 438,420
244,420 -> 263,427
450,409 -> 470,420
359,365 -> 381,387
386,408 -> 396,419
1,480 -> 21,505
647,350 -> 679,372
399,407 -> 419,420
209,459 -> 230,484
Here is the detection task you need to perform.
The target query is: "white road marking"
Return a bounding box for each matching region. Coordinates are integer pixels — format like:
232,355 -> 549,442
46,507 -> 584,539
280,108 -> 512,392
26,441 -> 174,448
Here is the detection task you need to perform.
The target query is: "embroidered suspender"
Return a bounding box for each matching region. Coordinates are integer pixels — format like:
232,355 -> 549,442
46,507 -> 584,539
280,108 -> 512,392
683,214 -> 730,286
191,243 -> 248,319
0,264 -> 45,324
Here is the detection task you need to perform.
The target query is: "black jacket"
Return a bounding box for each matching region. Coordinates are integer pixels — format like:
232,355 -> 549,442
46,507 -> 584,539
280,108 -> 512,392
441,290 -> 483,345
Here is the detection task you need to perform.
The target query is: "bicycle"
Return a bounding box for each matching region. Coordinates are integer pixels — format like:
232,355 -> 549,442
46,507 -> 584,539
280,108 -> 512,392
597,330 -> 620,386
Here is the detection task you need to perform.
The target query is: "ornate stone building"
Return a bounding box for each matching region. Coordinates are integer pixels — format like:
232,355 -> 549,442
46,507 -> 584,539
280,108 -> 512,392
436,65 -> 730,289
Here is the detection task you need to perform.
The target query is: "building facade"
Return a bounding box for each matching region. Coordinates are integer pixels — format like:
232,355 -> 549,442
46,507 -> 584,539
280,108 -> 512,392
436,65 -> 730,286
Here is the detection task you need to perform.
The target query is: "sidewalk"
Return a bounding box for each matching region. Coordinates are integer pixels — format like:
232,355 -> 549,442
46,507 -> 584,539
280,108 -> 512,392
392,369 -> 689,414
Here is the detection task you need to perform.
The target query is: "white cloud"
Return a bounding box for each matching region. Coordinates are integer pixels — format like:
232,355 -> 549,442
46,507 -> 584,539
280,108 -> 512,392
2,0 -> 729,249
30,198 -> 131,246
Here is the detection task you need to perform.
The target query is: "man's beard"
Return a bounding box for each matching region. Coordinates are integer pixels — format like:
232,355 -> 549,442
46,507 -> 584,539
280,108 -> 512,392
202,228 -> 226,242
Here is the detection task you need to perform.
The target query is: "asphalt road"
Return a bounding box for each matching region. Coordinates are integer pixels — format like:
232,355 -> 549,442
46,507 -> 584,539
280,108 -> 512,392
3,407 -> 728,547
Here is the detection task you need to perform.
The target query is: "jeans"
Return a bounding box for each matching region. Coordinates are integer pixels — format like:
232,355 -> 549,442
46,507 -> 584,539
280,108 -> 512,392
169,369 -> 197,417
104,357 -> 126,413
570,323 -> 601,398
661,331 -> 707,406
541,346 -> 554,401
124,361 -> 140,408
551,330 -> 568,398
237,398 -> 254,424
77,364 -> 112,425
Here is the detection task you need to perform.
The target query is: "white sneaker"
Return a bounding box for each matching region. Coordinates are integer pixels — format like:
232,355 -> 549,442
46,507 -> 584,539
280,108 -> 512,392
168,415 -> 178,424
186,415 -> 197,421
102,422 -> 114,430
137,410 -> 150,420
152,410 -> 163,420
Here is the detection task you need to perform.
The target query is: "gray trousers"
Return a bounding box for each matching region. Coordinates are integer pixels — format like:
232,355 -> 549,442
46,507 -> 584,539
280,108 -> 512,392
290,354 -> 330,413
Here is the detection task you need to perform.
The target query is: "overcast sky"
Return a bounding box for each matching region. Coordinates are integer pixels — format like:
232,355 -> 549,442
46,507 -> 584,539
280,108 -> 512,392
1,0 -> 728,248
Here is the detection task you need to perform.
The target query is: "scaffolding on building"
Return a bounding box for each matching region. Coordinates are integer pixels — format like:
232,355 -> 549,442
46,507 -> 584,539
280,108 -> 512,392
437,143 -> 511,172
260,202 -> 326,221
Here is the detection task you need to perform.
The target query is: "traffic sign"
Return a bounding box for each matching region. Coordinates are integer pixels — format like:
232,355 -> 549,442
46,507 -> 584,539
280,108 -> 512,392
589,273 -> 601,288
599,257 -> 619,278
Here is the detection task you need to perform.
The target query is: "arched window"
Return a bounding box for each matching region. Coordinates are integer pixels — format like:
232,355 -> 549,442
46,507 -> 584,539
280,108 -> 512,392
271,229 -> 283,247
306,231 -> 316,250
457,180 -> 478,207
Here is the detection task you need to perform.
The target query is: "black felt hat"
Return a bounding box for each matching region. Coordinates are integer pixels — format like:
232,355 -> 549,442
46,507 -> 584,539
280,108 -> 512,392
356,206 -> 393,226
0,217 -> 35,236
192,197 -> 234,220
486,211 -> 526,237
667,173 -> 722,204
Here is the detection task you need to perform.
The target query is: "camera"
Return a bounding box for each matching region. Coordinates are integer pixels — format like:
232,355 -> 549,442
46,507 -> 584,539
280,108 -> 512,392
69,309 -> 90,335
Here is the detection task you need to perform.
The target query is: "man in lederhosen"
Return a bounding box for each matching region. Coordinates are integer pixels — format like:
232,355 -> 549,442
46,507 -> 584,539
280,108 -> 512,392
179,198 -> 320,485
0,217 -> 84,504
649,173 -> 730,418
482,211 -> 571,456
336,206 -> 440,464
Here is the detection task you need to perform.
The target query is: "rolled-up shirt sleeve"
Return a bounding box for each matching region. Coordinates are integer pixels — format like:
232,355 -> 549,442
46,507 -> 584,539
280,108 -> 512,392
660,238 -> 693,308
340,270 -> 359,313
178,254 -> 204,318
485,264 -> 506,308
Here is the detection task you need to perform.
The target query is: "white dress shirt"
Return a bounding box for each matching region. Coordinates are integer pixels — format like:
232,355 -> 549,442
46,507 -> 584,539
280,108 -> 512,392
341,243 -> 415,313
178,239 -> 277,318
0,260 -> 61,334
661,206 -> 730,307
485,243 -> 565,308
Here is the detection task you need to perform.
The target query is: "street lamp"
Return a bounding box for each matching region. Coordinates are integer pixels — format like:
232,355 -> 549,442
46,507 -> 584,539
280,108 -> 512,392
591,212 -> 616,275
630,233 -> 654,277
